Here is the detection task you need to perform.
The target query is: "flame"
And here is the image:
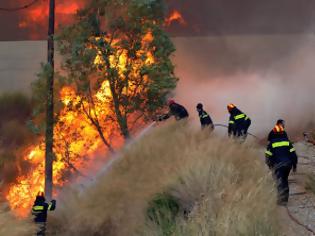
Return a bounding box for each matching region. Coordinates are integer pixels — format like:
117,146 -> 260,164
6,29 -> 156,216
6,86 -> 103,216
21,2 -> 80,26
165,10 -> 186,26
17,1 -> 84,39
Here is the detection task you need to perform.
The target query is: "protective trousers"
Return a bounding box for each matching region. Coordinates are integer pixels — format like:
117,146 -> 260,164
274,165 -> 292,204
35,222 -> 46,236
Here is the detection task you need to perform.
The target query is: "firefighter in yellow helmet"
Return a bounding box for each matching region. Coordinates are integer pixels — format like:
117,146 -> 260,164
32,191 -> 56,236
265,137 -> 297,205
267,119 -> 289,143
227,103 -> 251,139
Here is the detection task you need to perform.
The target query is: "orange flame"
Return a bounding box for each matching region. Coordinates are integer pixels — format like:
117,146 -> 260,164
6,86 -> 103,217
19,2 -> 80,27
17,1 -> 84,39
6,29 -> 155,217
165,10 -> 186,26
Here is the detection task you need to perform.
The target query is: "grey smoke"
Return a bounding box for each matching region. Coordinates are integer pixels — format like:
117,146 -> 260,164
172,34 -> 315,139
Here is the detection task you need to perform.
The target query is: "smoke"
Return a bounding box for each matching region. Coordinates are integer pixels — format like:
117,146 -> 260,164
172,34 -> 315,139
0,205 -> 35,236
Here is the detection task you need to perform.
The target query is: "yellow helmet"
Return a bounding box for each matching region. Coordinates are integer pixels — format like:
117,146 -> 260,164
37,191 -> 45,198
227,103 -> 236,111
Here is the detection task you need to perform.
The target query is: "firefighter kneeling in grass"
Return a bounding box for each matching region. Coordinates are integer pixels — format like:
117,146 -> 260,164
227,103 -> 251,140
32,192 -> 56,236
265,139 -> 298,206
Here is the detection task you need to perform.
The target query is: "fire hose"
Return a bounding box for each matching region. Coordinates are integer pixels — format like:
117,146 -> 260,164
285,151 -> 315,234
286,205 -> 315,235
287,137 -> 315,234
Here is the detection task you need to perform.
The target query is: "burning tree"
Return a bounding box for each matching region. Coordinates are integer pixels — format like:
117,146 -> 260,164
58,0 -> 178,149
5,0 -> 178,216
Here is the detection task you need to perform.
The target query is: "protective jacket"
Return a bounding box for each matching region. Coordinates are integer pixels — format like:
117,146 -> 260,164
161,103 -> 189,121
198,110 -> 214,129
228,107 -> 251,136
265,138 -> 298,169
32,197 -> 56,223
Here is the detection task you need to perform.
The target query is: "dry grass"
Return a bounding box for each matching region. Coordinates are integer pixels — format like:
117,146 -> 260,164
0,122 -> 279,235
43,122 -> 279,236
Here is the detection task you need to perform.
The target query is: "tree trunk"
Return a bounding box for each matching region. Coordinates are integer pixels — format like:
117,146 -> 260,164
80,95 -> 114,152
104,56 -> 130,139
95,123 -> 115,153
110,83 -> 130,139
45,0 -> 55,201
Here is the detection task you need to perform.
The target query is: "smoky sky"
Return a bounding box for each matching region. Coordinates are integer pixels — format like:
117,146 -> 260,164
1,0 -> 315,41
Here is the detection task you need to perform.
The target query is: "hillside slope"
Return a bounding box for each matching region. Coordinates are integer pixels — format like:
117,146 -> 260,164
41,122 -> 279,235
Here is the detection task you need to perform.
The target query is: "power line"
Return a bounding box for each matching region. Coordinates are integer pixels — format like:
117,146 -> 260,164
0,0 -> 42,12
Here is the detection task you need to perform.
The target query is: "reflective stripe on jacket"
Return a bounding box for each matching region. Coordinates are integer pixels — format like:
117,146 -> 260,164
32,200 -> 56,223
228,107 -> 250,135
198,110 -> 213,128
265,138 -> 297,169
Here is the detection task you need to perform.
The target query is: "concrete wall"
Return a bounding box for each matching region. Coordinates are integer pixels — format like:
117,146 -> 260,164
0,41 -> 46,93
0,35 -> 311,92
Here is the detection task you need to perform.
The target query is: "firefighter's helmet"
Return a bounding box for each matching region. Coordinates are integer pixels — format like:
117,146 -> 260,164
196,103 -> 203,110
227,103 -> 236,111
37,191 -> 45,197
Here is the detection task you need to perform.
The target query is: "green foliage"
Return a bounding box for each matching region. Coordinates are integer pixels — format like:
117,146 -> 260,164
147,193 -> 180,235
0,121 -> 31,147
0,92 -> 34,187
31,63 -> 51,116
30,63 -> 64,134
0,93 -> 32,125
0,92 -> 33,146
57,0 -> 178,139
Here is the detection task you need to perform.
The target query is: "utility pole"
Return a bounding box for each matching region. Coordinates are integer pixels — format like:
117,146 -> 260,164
45,0 -> 55,200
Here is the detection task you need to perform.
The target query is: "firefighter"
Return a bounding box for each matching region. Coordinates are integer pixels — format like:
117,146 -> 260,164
32,192 -> 56,236
227,103 -> 251,139
268,119 -> 289,143
265,138 -> 297,206
158,99 -> 189,121
196,103 -> 214,130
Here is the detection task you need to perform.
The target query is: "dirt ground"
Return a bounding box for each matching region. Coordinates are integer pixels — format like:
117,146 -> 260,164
278,141 -> 315,236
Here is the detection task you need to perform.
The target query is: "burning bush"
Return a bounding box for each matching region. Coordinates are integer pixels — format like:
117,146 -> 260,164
45,123 -> 279,236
